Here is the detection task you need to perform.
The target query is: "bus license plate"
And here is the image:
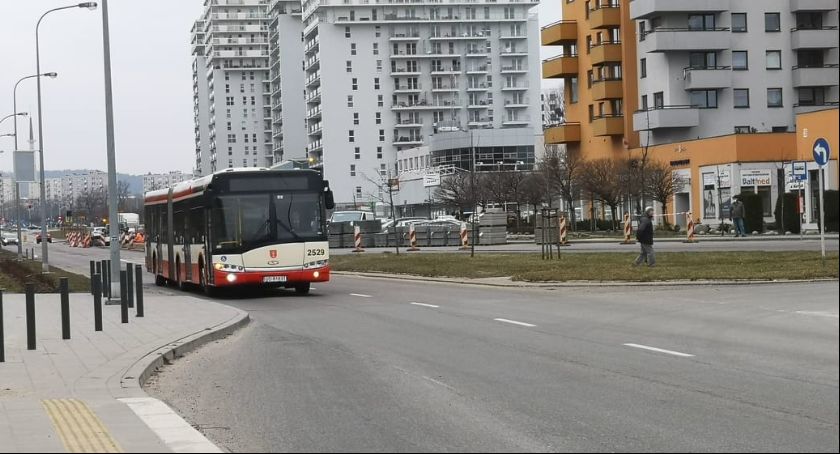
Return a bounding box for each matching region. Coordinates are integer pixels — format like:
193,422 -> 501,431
263,276 -> 287,283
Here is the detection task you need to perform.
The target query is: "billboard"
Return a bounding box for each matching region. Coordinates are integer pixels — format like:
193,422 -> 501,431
13,150 -> 36,183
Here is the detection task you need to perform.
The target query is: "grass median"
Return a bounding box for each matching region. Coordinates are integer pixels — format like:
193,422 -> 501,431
331,251 -> 839,282
0,248 -> 91,293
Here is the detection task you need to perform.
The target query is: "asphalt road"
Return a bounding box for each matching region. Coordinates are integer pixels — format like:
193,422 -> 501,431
20,241 -> 840,452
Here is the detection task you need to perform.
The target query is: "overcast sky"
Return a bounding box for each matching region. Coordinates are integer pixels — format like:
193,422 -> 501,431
1,1 -> 561,175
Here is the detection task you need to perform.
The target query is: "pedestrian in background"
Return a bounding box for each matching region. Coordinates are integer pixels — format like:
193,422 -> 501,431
730,195 -> 746,238
633,206 -> 656,267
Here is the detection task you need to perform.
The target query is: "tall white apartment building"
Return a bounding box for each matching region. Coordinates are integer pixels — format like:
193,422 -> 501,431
192,0 -> 273,176
268,0 -> 308,162
143,171 -> 193,193
301,0 -> 542,205
61,171 -> 108,203
631,0 -> 839,145
44,178 -> 63,201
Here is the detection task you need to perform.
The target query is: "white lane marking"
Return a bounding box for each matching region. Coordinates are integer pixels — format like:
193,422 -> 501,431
494,318 -> 536,328
422,376 -> 457,392
119,397 -> 223,453
410,302 -> 439,308
623,343 -> 695,358
350,293 -> 373,298
794,311 -> 839,319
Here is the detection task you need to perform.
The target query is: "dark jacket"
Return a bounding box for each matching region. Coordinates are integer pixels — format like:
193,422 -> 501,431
730,200 -> 745,219
636,216 -> 654,245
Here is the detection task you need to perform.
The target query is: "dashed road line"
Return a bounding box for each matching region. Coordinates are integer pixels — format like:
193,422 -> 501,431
494,318 -> 536,328
350,293 -> 373,298
623,343 -> 695,358
410,302 -> 439,308
794,310 -> 839,319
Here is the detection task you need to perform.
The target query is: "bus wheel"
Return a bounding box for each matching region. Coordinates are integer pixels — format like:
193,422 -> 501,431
175,260 -> 184,290
294,282 -> 311,295
200,265 -> 215,297
155,274 -> 166,287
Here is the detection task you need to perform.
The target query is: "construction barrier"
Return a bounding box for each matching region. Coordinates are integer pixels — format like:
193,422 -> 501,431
459,222 -> 469,250
621,213 -> 635,244
559,215 -> 569,246
352,225 -> 365,253
407,223 -> 420,252
685,212 -> 697,243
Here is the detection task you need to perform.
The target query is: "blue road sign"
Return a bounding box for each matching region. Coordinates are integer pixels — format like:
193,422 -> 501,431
813,138 -> 830,167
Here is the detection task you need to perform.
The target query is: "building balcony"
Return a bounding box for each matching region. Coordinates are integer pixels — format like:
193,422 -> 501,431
389,32 -> 420,41
639,28 -> 731,52
467,85 -> 490,91
633,106 -> 699,130
391,67 -> 422,76
391,51 -> 462,59
502,116 -> 530,126
592,115 -> 624,136
392,101 -> 462,110
466,66 -> 489,74
590,42 -> 622,65
501,66 -> 528,74
429,32 -> 488,41
395,121 -> 423,128
430,68 -> 462,75
431,86 -> 460,93
793,65 -> 840,87
467,103 -> 490,109
544,123 -> 581,144
590,6 -> 621,29
393,138 -> 424,147
791,27 -> 839,49
591,79 -> 624,100
790,0 -> 838,11
394,85 -> 423,93
683,66 -> 732,90
541,20 -> 577,46
793,102 -> 840,114
501,83 -> 529,91
543,54 -> 578,78
500,49 -> 529,57
630,0 -> 729,20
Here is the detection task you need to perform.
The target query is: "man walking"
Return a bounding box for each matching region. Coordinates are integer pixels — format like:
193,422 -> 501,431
633,206 -> 655,267
730,195 -> 746,237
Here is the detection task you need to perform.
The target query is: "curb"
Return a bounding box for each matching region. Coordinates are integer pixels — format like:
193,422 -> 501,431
333,271 -> 839,288
119,306 -> 250,393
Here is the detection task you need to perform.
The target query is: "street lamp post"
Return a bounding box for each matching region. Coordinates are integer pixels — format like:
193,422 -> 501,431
15,74 -> 55,260
35,2 -> 97,272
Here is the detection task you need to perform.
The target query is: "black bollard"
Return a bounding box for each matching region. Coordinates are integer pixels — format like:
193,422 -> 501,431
1,290 -> 5,363
93,274 -> 103,332
126,263 -> 134,309
25,284 -> 36,350
134,264 -> 144,318
60,278 -> 70,340
89,261 -> 96,295
120,270 -> 128,324
104,260 -> 111,299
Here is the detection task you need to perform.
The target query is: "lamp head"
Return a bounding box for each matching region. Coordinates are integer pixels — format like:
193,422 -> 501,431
78,2 -> 98,10
44,72 -> 58,79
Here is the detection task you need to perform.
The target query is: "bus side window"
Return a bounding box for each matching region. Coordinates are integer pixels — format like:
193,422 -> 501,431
190,206 -> 205,243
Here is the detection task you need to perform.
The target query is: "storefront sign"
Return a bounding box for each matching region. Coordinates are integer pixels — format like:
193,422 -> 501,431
717,165 -> 731,188
740,169 -> 772,186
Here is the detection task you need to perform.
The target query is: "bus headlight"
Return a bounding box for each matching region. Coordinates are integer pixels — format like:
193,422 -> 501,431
313,271 -> 320,279
214,263 -> 224,270
226,273 -> 237,283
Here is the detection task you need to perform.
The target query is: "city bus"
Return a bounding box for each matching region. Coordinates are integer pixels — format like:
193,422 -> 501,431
143,168 -> 334,295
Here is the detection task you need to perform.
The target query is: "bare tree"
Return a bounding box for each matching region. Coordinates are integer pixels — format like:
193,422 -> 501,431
435,170 -> 474,216
580,159 -> 624,230
115,180 -> 132,212
75,187 -> 108,223
541,144 -> 583,228
518,172 -> 547,232
646,161 -> 684,226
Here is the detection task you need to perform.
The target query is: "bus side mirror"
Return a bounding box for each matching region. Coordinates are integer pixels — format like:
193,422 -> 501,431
325,190 -> 335,210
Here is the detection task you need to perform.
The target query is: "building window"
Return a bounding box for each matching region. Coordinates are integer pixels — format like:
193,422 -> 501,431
354,147 -> 361,160
345,26 -> 351,38
346,60 -> 352,72
690,90 -> 718,108
767,88 -> 783,107
350,165 -> 356,176
689,51 -> 717,69
734,126 -> 751,134
377,146 -> 383,159
731,13 -> 747,32
688,14 -> 716,31
376,60 -> 382,72
639,21 -> 646,41
374,78 -> 380,90
375,26 -> 380,37
378,95 -> 384,107
640,58 -> 646,78
347,95 -> 353,107
352,78 -> 358,90
766,50 -> 782,70
227,134 -> 236,143
351,43 -> 357,55
653,91 -> 664,109
641,94 -> 648,110
732,51 -> 748,70
765,13 -> 781,32
356,186 -> 362,197
734,89 -> 750,108
373,43 -> 378,55
375,112 -> 381,124
349,130 -> 355,142
379,129 -> 385,142
798,87 -> 826,106
353,112 -> 359,125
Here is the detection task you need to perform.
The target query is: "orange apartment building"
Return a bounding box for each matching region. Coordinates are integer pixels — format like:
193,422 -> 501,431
543,0 -> 838,230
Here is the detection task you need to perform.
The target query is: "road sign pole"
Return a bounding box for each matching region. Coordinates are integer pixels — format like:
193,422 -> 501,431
818,167 -> 826,264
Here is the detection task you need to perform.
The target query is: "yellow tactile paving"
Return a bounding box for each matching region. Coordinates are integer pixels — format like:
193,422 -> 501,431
41,399 -> 122,453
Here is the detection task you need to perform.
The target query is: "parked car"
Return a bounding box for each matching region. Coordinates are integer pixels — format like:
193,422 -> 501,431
1,231 -> 19,246
91,227 -> 110,245
36,232 -> 52,244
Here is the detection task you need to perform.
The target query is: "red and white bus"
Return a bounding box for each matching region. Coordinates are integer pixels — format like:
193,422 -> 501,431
143,168 -> 335,295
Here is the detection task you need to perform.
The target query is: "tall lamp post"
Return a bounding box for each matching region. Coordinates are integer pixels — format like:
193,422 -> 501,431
35,2 -> 97,272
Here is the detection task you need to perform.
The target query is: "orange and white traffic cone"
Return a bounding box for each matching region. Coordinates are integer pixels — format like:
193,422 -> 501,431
684,212 -> 697,243
407,223 -> 420,252
352,225 -> 365,253
621,212 -> 635,244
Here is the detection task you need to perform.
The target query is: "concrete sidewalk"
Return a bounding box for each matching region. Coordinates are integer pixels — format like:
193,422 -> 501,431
0,293 -> 248,453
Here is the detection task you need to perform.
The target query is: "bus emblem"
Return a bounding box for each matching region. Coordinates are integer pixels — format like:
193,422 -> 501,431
270,250 -> 277,258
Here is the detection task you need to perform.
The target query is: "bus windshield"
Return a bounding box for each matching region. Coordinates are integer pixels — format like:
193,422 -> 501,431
212,192 -> 324,252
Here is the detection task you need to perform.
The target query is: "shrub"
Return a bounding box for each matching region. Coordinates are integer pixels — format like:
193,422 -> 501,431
737,192 -> 764,233
774,192 -> 801,234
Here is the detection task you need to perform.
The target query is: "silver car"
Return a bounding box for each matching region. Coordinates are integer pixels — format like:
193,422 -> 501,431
1,231 -> 19,246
